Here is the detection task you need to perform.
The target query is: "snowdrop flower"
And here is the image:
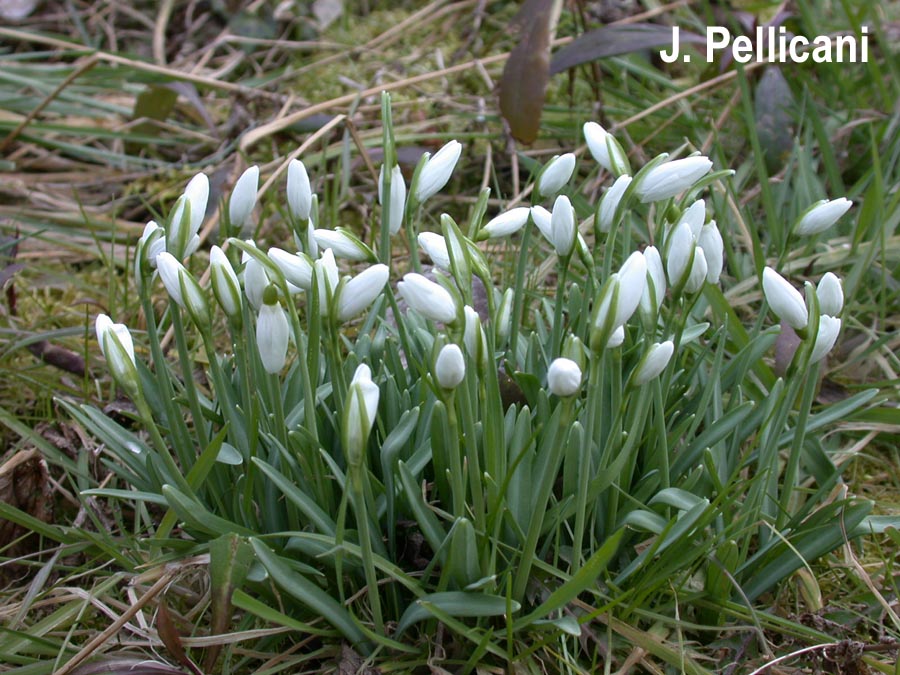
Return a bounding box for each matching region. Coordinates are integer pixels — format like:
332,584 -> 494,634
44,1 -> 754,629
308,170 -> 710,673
379,164 -> 406,235
156,251 -> 209,327
167,172 -> 209,258
435,344 -> 466,390
583,122 -> 629,175
678,200 -> 706,239
209,246 -> 242,320
684,246 -> 708,294
243,253 -> 268,311
268,247 -> 314,291
537,153 -> 576,198
632,341 -> 675,386
314,248 -> 340,317
591,251 -> 646,349
762,267 -> 808,330
530,205 -> 552,241
337,264 -> 389,322
614,251 -> 647,327
636,156 -> 713,203
96,314 -> 138,392
138,221 -> 166,268
809,315 -> 841,364
415,140 -> 462,203
343,364 -> 380,466
228,165 -> 259,231
313,228 -> 373,262
816,272 -> 843,316
547,357 -> 582,397
606,325 -> 626,349
287,159 -> 312,222
257,297 -> 289,374
794,198 -> 852,236
639,246 -> 666,317
665,221 -> 695,288
482,207 -> 531,239
698,221 -> 724,284
550,194 -> 576,257
417,232 -> 451,270
398,272 -> 457,323
597,174 -> 632,233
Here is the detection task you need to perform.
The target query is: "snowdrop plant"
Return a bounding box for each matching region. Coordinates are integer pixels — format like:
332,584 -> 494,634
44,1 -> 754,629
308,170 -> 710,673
79,95 -> 883,672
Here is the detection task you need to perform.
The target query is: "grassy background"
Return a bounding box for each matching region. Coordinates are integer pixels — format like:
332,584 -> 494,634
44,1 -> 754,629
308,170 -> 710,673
1,0 -> 899,672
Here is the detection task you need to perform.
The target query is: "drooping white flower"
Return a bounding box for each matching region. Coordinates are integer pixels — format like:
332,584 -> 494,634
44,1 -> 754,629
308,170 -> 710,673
435,344 -> 466,389
417,232 -> 451,270
529,205 -> 553,241
209,245 -> 242,319
816,272 -> 843,316
809,315 -> 841,364
138,221 -> 166,268
228,165 -> 259,231
482,207 -> 531,239
96,314 -> 139,392
794,198 -> 852,236
287,159 -> 312,222
615,250 -> 647,328
183,172 -> 210,239
665,221 -> 695,288
337,264 -> 389,322
583,122 -> 629,175
640,246 -> 666,317
415,140 -> 462,203
537,153 -> 576,198
378,164 -> 406,235
607,325 -> 626,349
636,156 -> 713,203
268,247 -> 314,291
547,357 -> 582,397
156,251 -> 208,323
597,174 -> 632,233
343,364 -> 380,466
684,246 -> 708,294
632,341 -> 675,385
762,267 -> 808,330
550,194 -> 576,257
243,255 -> 268,311
698,221 -> 724,284
313,228 -> 373,261
257,300 -> 289,374
314,248 -> 340,317
167,172 -> 209,258
679,200 -> 706,239
398,272 -> 457,323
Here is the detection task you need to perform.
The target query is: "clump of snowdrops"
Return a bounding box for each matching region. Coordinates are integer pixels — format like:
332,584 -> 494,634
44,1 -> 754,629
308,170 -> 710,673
78,95 -> 881,666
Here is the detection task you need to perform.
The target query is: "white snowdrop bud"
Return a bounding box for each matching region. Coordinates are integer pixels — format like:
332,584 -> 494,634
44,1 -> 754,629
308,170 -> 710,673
415,140 -> 462,202
538,153 -> 576,198
228,165 -> 259,231
816,272 -> 843,316
597,174 -> 632,233
482,207 -> 531,239
632,341 -> 675,386
637,156 -> 712,203
435,344 -> 466,389
762,267 -> 808,330
809,315 -> 841,364
287,159 -> 312,222
794,198 -> 852,236
397,273 -> 457,324
547,358 -> 582,397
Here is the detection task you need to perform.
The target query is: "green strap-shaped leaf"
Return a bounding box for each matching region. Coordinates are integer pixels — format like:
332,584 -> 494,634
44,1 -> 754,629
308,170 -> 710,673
395,592 -> 519,637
